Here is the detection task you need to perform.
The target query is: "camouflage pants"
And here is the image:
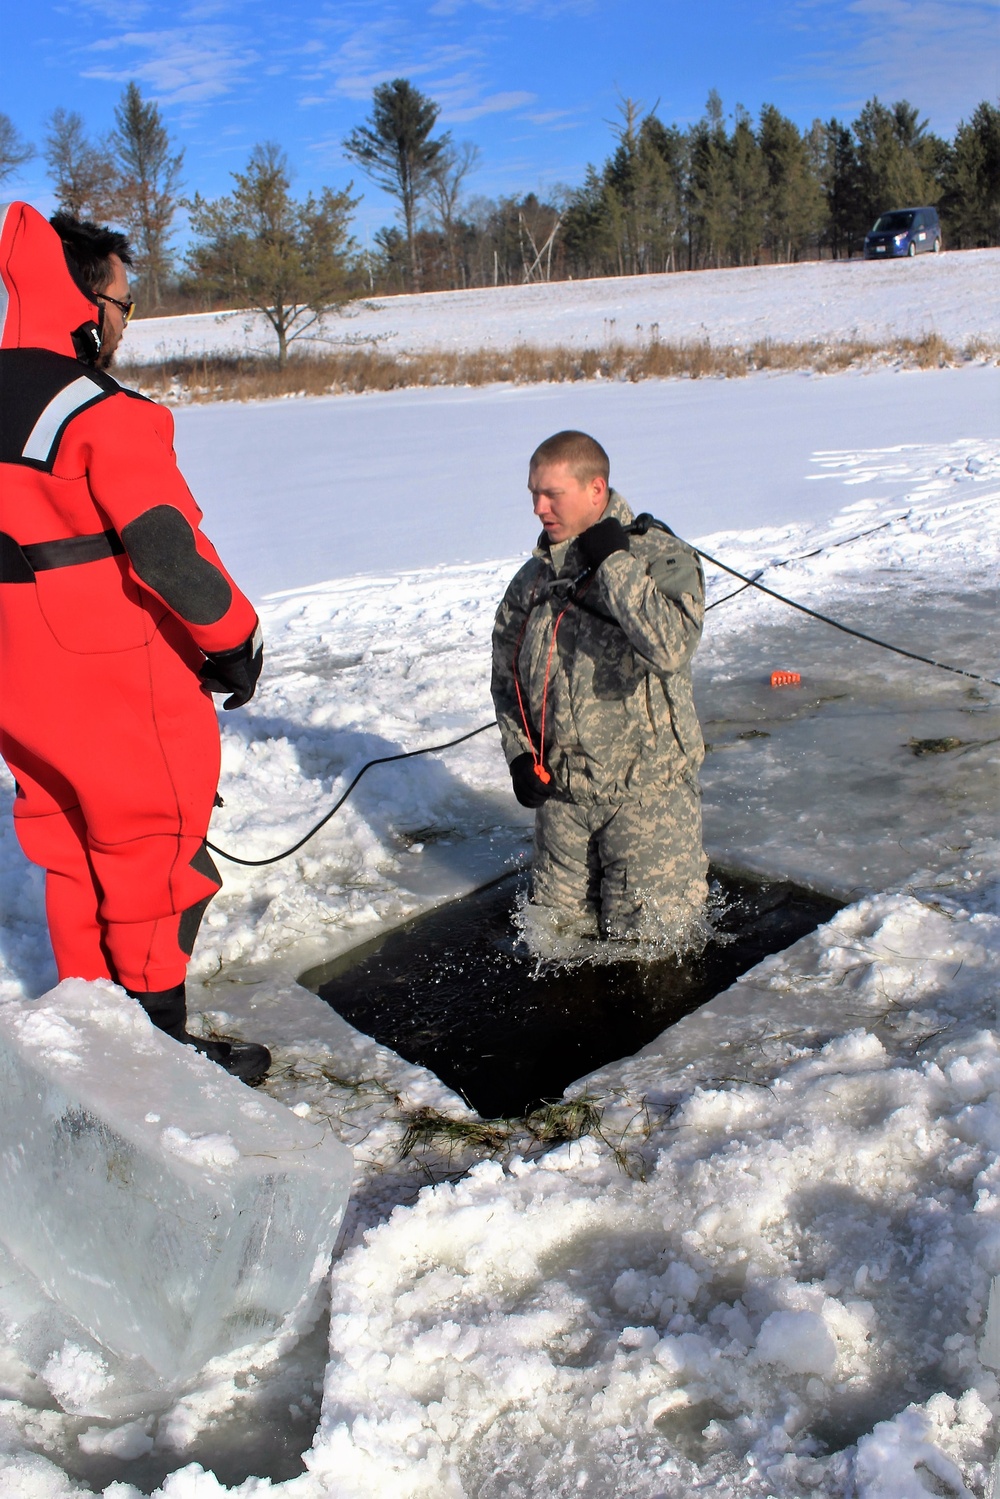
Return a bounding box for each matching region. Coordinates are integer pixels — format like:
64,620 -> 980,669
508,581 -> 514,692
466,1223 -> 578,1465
532,776 -> 708,940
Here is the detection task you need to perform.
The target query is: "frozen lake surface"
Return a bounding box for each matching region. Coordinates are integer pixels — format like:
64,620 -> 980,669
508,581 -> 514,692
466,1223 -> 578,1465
172,363 -> 999,600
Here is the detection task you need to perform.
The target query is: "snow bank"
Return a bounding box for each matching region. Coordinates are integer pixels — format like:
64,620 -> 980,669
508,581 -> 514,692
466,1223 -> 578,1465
122,250 -> 1000,368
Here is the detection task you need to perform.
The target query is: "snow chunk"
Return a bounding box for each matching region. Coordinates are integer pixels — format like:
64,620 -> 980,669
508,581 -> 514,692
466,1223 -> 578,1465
40,1343 -> 110,1410
854,1390 -> 991,1496
754,1309 -> 838,1376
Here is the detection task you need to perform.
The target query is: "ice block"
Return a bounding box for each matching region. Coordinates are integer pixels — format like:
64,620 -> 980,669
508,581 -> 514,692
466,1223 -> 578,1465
982,1276 -> 1000,1372
0,979 -> 353,1419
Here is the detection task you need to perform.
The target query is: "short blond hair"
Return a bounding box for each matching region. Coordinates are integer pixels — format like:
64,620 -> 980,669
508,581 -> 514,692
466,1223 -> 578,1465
529,430 -> 610,486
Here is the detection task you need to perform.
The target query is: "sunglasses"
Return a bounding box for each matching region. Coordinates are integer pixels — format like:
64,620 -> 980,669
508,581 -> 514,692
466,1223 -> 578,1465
95,291 -> 135,323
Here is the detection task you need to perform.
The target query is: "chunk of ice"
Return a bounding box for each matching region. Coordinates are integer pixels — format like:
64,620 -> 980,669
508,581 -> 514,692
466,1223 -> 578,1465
981,1275 -> 1000,1371
0,980 -> 353,1418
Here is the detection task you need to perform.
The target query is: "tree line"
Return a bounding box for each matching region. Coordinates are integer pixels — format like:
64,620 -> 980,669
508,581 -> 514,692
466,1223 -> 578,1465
1,79 -> 997,360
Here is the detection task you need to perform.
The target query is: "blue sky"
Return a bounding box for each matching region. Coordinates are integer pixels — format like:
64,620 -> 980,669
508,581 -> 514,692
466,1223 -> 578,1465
4,0 -> 997,238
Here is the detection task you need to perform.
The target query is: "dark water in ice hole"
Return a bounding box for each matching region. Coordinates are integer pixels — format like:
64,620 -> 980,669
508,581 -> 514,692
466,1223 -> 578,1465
303,868 -> 842,1118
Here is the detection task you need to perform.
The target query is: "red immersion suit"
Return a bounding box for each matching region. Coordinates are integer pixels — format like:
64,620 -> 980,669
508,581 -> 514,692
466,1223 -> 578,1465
0,203 -> 258,993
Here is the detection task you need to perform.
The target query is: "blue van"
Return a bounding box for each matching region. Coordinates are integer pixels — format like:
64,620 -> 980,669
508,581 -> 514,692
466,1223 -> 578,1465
864,207 -> 942,258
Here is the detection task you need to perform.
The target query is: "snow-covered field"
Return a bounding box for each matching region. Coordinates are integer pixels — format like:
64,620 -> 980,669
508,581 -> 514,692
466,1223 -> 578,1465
122,249 -> 1000,367
0,260 -> 998,1497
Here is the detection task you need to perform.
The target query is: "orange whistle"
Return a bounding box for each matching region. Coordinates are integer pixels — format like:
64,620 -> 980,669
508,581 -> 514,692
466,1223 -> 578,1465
534,763 -> 551,784
770,670 -> 801,687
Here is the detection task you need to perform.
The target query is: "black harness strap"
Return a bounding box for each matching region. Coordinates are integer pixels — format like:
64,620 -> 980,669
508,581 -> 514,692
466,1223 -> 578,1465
0,529 -> 124,583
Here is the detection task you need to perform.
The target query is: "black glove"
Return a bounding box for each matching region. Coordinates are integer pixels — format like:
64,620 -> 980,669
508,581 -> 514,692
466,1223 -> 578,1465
199,623 -> 263,710
510,751 -> 555,808
576,516 -> 630,570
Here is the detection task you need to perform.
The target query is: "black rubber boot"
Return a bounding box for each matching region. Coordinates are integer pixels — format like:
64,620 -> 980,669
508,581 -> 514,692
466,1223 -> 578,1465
183,1035 -> 272,1086
126,984 -> 271,1085
128,982 -> 187,1040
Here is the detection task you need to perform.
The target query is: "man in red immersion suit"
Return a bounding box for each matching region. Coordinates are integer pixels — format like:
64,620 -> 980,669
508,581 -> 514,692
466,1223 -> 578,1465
0,202 -> 270,1082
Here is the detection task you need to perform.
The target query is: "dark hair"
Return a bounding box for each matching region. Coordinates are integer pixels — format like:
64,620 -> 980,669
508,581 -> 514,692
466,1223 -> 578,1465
49,212 -> 133,294
529,430 -> 610,486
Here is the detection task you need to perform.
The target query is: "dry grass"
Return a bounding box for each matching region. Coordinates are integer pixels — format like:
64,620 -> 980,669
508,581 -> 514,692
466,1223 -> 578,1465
117,332 -> 997,405
394,1095 -> 650,1179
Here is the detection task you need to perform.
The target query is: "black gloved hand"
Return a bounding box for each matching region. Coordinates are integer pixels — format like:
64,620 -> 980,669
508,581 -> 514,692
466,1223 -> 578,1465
199,623 -> 263,710
576,516 -> 630,570
510,751 -> 555,808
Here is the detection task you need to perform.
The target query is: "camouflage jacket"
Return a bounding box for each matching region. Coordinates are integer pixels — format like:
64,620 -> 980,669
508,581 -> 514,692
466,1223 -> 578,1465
491,490 -> 705,803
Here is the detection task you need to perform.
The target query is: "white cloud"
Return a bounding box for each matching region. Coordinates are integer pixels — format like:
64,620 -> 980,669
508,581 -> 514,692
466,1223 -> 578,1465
428,0 -> 595,15
441,89 -> 536,122
78,0 -> 153,23
300,14 -> 482,101
82,26 -> 259,104
780,0 -> 998,131
523,108 -> 586,128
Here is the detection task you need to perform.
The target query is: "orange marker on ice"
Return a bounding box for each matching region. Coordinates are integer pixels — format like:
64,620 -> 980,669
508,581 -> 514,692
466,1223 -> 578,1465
770,670 -> 801,687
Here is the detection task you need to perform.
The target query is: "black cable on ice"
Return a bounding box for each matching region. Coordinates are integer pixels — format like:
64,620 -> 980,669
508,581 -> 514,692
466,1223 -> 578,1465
207,721 -> 498,866
697,545 -> 1000,688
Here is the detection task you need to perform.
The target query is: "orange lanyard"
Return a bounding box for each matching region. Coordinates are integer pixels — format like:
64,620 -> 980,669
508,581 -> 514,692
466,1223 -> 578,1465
510,573 -> 593,784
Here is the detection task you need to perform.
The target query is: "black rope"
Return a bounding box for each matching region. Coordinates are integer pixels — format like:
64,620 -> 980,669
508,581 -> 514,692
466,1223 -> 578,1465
696,546 -> 1000,687
207,721 -> 498,866
705,572 -> 763,611
632,510 -> 998,689
705,516 -> 901,611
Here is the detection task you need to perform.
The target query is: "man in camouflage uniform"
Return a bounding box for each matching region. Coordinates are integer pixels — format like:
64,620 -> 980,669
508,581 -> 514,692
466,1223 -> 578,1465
491,430 -> 708,944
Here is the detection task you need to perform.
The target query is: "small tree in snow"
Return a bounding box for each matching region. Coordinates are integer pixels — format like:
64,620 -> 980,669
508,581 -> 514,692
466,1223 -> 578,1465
186,143 -> 360,367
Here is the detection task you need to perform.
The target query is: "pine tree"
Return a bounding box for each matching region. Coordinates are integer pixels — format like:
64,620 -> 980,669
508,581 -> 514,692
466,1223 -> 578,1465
562,166 -> 617,277
639,115 -> 687,272
343,80 -> 449,290
853,97 -> 939,226
820,119 -> 865,256
729,107 -> 767,265
111,82 -> 183,308
689,93 -> 734,268
600,100 -> 683,275
186,143 -> 359,366
941,101 -> 1000,247
758,105 -> 826,262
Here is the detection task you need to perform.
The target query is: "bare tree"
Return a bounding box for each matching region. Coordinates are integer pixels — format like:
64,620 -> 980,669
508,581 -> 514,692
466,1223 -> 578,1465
44,109 -> 120,221
424,141 -> 479,287
0,114 -> 35,186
